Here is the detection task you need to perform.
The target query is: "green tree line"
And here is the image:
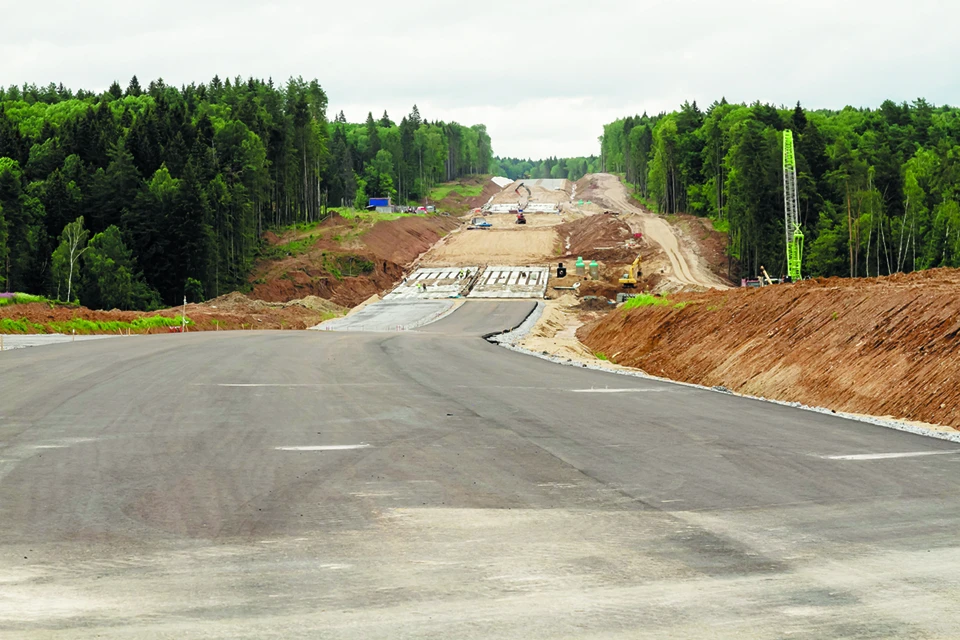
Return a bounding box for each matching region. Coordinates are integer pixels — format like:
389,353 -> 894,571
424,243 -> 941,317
493,155 -> 600,182
330,107 -> 492,208
600,99 -> 960,279
0,77 -> 493,309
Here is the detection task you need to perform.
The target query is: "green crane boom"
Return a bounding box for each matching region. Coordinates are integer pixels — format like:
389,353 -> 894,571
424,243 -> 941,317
782,130 -> 804,281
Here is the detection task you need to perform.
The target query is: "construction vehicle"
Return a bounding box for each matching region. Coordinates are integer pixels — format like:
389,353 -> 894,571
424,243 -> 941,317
782,131 -> 804,281
470,217 -> 492,229
619,253 -> 642,288
759,265 -> 774,286
515,182 -> 533,211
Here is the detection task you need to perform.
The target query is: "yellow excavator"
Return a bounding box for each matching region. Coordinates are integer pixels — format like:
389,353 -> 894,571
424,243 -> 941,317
619,253 -> 642,288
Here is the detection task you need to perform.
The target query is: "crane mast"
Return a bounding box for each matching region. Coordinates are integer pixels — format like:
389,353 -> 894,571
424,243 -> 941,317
782,130 -> 804,281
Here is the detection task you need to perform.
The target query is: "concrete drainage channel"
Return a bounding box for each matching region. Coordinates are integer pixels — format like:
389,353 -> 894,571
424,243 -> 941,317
489,302 -> 960,445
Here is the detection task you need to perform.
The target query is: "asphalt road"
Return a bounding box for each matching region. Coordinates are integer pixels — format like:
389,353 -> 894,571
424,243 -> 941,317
2,301 -> 960,638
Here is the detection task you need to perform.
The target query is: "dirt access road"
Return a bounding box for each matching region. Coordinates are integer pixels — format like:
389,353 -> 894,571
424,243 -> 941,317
585,174 -> 728,289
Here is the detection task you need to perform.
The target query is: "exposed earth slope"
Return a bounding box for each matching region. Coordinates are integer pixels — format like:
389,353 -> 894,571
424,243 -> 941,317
578,268 -> 960,428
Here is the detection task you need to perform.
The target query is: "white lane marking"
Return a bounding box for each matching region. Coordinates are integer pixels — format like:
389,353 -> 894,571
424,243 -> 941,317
207,383 -> 399,388
571,388 -> 667,393
274,444 -> 371,452
821,450 -> 960,461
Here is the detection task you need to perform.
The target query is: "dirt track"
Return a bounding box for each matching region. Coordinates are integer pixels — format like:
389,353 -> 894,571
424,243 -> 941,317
582,174 -> 728,290
421,227 -> 558,266
578,268 -> 960,428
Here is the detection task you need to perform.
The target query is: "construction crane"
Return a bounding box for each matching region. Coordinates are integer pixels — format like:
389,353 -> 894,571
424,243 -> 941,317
619,253 -> 642,288
782,130 -> 804,281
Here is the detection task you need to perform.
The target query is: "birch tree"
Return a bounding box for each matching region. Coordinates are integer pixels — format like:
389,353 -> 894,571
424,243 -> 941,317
51,216 -> 88,302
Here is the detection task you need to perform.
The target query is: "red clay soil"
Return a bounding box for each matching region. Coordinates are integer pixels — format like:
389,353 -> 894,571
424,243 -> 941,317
557,215 -> 637,263
578,268 -> 960,428
549,215 -> 663,296
249,213 -> 459,306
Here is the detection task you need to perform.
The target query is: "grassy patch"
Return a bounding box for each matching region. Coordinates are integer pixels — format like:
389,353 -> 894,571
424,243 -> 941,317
594,352 -> 609,361
261,236 -> 317,260
46,316 -> 190,334
429,182 -> 484,201
323,254 -> 375,280
709,216 -> 730,233
622,294 -> 675,310
335,209 -> 411,223
0,317 -> 46,333
0,293 -> 54,307
1,314 -> 190,335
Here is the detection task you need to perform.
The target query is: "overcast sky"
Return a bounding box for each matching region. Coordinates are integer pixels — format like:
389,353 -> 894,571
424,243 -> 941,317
3,0 -> 957,158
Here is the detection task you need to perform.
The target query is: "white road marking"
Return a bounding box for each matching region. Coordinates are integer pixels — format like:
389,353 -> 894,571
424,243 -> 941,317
820,451 -> 960,461
204,383 -> 400,388
274,444 -> 371,452
571,388 -> 667,393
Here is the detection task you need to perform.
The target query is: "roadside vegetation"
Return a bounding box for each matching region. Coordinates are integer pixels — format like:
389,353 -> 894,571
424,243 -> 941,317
0,314 -> 188,334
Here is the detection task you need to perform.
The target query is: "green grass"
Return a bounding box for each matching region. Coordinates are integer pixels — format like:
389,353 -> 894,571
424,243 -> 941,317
594,352 -> 609,361
622,294 -> 675,309
709,215 -> 730,233
323,254 -> 375,280
1,314 -> 190,335
621,294 -> 690,311
428,182 -> 484,201
47,316 -> 190,334
0,318 -> 46,333
335,208 -> 411,223
0,293 -> 53,307
261,236 -> 317,260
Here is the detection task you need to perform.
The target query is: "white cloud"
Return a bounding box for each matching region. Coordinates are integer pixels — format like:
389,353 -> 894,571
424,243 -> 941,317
2,0 -> 958,158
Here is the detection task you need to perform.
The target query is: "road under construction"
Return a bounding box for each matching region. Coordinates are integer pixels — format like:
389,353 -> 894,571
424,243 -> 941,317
3,176 -> 960,639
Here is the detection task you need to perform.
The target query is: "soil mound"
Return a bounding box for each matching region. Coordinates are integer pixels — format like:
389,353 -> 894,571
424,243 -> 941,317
557,215 -> 636,263
250,214 -> 459,306
437,178 -> 502,212
578,268 -> 960,428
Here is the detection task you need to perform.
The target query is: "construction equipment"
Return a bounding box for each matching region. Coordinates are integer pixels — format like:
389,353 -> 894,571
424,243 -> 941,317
516,213 -> 526,225
782,131 -> 804,281
759,265 -> 774,286
515,182 -> 533,211
470,217 -> 492,229
619,253 -> 642,288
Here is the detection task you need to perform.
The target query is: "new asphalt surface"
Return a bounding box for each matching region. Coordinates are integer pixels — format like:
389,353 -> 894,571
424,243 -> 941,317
2,301 -> 960,638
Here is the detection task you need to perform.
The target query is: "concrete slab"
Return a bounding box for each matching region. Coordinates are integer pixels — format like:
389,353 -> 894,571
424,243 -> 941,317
383,267 -> 478,300
469,266 -> 549,299
315,300 -> 457,332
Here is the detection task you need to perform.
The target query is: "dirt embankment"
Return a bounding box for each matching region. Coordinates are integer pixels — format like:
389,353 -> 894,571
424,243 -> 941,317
578,268 -> 960,428
250,213 -> 460,306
